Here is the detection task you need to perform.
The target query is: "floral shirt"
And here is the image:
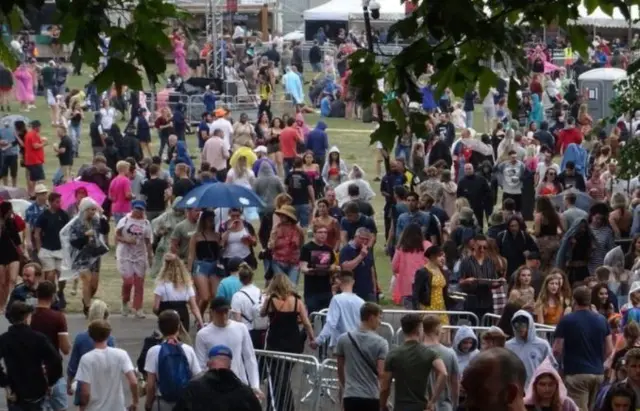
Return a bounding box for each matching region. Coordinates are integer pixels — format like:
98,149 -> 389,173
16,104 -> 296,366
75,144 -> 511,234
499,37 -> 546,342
271,224 -> 304,265
116,216 -> 152,262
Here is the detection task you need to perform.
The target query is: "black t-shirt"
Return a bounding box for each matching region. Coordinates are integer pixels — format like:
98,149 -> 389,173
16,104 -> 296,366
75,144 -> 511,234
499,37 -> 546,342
141,178 -> 169,212
57,135 -> 74,166
172,177 -> 195,199
89,122 -> 103,147
36,209 -> 70,251
300,241 -> 336,296
285,170 -> 311,205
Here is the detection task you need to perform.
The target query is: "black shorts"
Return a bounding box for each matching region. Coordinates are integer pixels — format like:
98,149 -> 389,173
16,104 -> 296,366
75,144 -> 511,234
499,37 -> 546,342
343,398 -> 379,411
0,155 -> 18,178
188,59 -> 199,69
26,164 -> 45,182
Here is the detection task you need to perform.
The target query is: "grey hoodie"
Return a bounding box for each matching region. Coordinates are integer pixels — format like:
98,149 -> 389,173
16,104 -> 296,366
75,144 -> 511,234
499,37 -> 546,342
253,162 -> 284,212
453,325 -> 479,375
505,310 -> 557,386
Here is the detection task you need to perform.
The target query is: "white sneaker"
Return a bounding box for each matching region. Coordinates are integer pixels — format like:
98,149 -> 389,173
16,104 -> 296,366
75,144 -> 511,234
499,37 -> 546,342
135,310 -> 146,319
121,302 -> 130,317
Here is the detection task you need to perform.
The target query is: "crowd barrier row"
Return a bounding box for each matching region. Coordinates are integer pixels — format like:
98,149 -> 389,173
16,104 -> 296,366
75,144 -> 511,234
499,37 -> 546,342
256,309 -> 557,411
142,90 -> 295,125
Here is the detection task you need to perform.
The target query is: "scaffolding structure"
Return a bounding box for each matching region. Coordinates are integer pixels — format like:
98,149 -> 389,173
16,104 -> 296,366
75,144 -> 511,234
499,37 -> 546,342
206,0 -> 225,79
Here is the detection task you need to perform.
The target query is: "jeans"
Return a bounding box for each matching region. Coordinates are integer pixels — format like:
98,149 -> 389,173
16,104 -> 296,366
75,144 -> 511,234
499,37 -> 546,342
311,62 -> 322,72
283,158 -> 295,179
52,168 -> 64,186
158,135 -> 168,158
271,261 -> 300,285
294,203 -> 311,228
43,377 -> 67,411
394,144 -> 411,161
465,110 -> 474,128
305,292 -> 333,314
69,124 -> 81,156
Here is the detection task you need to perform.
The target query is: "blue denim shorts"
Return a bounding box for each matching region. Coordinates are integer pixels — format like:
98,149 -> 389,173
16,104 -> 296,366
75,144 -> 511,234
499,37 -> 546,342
193,260 -> 222,278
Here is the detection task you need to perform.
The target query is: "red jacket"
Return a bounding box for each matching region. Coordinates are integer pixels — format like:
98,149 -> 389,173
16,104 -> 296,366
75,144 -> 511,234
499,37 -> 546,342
557,127 -> 583,154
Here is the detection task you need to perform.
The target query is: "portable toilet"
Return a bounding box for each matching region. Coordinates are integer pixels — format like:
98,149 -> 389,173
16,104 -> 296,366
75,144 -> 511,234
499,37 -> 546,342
577,68 -> 627,121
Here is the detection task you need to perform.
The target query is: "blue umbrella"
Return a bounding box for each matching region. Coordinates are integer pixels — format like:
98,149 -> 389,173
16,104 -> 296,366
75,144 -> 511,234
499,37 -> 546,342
177,182 -> 265,209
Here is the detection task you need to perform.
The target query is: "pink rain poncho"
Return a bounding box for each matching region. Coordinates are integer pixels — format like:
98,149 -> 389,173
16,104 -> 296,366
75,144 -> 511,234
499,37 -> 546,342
13,65 -> 34,104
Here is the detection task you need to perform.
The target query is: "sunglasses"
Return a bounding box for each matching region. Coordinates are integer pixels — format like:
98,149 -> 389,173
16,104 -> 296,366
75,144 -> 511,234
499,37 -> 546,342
476,245 -> 488,250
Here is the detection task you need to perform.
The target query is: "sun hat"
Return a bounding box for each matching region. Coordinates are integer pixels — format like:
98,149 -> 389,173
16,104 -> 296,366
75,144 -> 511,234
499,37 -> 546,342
274,205 -> 298,223
34,184 -> 49,194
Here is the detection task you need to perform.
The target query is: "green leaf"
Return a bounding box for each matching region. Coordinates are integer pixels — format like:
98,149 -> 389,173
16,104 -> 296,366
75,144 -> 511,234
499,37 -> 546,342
0,40 -> 17,71
9,7 -> 23,32
566,25 -> 589,58
600,1 -> 614,16
387,98 -> 406,131
507,76 -> 519,114
370,121 -> 398,152
584,0 -> 598,14
93,58 -> 142,92
628,58 -> 640,75
478,67 -> 499,104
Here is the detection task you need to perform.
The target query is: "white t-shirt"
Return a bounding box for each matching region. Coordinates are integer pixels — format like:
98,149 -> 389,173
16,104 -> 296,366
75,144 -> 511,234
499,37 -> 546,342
209,118 -> 234,148
230,284 -> 262,330
75,347 -> 135,411
100,107 -> 116,130
154,282 -> 196,302
144,342 -> 202,395
116,216 -> 153,262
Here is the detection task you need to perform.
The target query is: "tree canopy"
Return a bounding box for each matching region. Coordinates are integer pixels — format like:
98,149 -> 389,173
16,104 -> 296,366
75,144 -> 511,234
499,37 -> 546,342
0,0 -> 182,91
348,0 -> 640,150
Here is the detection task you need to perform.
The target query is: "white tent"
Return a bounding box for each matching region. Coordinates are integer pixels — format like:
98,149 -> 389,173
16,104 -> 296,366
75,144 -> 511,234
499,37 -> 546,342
304,0 -> 405,22
576,5 -> 640,28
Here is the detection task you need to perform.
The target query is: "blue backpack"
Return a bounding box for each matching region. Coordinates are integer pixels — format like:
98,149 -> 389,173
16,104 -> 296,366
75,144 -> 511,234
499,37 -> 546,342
156,341 -> 192,403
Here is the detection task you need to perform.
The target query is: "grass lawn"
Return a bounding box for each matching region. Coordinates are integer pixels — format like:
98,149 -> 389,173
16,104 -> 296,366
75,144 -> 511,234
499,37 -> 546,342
4,67 -> 487,314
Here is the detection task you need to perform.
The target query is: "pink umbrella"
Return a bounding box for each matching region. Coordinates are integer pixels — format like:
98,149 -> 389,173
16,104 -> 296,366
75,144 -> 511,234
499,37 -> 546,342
54,181 -> 106,210
544,61 -> 560,73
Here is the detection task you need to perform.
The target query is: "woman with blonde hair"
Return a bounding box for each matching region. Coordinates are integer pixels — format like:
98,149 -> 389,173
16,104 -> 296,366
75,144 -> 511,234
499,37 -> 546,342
449,197 -> 478,233
260,273 -> 315,411
535,272 -> 571,326
577,103 -> 593,136
226,154 -> 258,221
154,253 -> 203,331
66,299 -> 116,407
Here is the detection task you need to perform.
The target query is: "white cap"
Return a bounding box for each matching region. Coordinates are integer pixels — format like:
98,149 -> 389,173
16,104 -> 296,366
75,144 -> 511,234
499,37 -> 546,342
254,145 -> 267,154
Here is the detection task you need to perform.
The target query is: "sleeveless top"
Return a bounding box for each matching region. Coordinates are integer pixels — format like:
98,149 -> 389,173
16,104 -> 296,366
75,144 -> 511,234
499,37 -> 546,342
195,233 -> 221,261
266,295 -> 303,353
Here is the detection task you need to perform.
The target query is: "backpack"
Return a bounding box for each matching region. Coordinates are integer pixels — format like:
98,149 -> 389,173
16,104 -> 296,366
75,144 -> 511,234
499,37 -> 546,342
239,291 -> 269,331
156,341 -> 192,402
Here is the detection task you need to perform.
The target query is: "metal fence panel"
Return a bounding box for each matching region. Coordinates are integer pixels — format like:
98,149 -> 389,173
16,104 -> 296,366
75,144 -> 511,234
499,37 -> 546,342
255,350 -> 322,411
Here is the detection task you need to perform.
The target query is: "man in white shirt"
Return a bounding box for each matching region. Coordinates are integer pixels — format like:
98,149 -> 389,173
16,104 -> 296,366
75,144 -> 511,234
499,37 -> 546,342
76,320 -> 138,411
209,108 -> 234,149
194,297 -> 262,398
310,271 -> 364,351
230,266 -> 268,349
144,310 -> 201,410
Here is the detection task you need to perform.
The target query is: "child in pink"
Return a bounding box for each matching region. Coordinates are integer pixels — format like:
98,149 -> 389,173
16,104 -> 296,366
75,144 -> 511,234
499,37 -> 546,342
109,161 -> 132,223
391,240 -> 432,308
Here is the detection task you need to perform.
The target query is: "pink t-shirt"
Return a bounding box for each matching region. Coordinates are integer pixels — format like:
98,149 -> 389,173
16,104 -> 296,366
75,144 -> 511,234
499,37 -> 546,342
109,175 -> 132,214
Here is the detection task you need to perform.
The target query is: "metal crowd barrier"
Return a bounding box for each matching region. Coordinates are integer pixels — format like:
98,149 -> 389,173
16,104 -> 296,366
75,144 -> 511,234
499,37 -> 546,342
381,310 -> 479,331
255,349 -> 322,411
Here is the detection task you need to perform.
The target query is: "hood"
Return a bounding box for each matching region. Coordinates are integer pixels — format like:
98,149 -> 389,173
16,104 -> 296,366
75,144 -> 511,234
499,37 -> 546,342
453,325 -> 478,355
531,94 -> 540,105
511,309 -> 537,343
328,145 -> 340,155
604,246 -> 624,269
315,121 -> 327,131
257,161 -> 276,179
524,357 -> 568,405
442,181 -> 457,193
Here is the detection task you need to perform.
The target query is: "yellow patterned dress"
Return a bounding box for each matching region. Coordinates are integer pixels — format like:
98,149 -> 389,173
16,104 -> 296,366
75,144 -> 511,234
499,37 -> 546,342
419,262 -> 449,325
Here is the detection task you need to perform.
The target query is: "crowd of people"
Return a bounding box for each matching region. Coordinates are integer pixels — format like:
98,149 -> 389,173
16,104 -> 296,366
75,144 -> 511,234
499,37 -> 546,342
1,24 -> 640,411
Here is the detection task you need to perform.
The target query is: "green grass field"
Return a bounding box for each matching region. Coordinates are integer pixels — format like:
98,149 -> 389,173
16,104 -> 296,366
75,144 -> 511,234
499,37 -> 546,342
4,67 -> 486,314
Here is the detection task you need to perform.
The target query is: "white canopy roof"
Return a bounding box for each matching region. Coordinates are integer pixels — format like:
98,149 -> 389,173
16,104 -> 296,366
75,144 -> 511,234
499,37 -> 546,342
304,0 -> 405,22
576,5 -> 640,28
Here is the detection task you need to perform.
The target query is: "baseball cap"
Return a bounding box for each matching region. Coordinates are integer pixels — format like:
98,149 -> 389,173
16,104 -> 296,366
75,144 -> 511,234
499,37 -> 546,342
209,297 -> 230,312
253,145 -> 267,154
132,200 -> 147,210
208,345 -> 233,359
